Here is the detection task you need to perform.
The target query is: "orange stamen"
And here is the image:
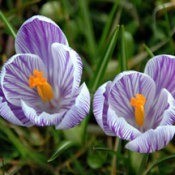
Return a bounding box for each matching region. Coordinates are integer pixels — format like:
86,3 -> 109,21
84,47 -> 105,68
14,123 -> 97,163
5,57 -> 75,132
130,94 -> 146,127
29,69 -> 54,102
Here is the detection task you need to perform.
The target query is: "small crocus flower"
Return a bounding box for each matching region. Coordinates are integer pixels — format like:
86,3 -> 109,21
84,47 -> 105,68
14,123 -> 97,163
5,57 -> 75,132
0,15 -> 90,128
93,55 -> 175,153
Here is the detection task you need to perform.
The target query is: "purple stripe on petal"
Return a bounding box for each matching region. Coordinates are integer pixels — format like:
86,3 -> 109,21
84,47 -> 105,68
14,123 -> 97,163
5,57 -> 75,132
51,43 -> 82,98
1,54 -> 46,107
15,15 -> 68,82
99,81 -> 141,139
125,126 -> 175,153
159,89 -> 175,125
21,100 -> 66,126
108,71 -> 156,128
93,81 -> 111,130
145,55 -> 175,97
56,83 -> 90,129
103,100 -> 141,140
0,87 -> 32,126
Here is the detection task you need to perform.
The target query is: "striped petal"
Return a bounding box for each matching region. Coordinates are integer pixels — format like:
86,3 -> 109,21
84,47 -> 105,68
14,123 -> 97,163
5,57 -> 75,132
102,84 -> 141,139
125,126 -> 175,153
21,100 -> 66,126
51,43 -> 82,97
145,55 -> 175,96
108,71 -> 156,128
15,15 -> 68,84
56,83 -> 90,129
93,81 -> 111,130
1,54 -> 46,107
0,87 -> 32,126
146,88 -> 175,129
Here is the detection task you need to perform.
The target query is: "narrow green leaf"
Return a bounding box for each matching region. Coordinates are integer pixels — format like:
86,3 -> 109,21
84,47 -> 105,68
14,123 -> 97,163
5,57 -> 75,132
91,25 -> 120,93
98,0 -> 119,51
0,11 -> 16,38
48,141 -> 76,162
137,154 -> 149,175
0,119 -> 46,163
143,154 -> 175,175
143,44 -> 154,57
78,0 -> 96,58
163,4 -> 174,54
120,25 -> 128,71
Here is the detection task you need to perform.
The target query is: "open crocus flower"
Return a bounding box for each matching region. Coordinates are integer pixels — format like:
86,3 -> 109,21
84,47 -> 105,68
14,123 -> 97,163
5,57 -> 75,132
0,15 -> 90,128
93,55 -> 175,153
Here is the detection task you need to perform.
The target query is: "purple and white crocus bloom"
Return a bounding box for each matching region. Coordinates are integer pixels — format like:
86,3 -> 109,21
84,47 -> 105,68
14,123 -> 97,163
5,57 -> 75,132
93,55 -> 175,153
0,15 -> 90,128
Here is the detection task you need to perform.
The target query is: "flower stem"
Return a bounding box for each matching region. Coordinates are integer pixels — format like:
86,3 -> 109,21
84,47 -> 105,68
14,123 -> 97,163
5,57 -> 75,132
0,10 -> 16,38
111,138 -> 121,175
137,154 -> 149,175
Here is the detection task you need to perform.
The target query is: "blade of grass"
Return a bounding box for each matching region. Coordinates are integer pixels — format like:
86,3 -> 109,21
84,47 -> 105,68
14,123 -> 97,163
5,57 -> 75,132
0,120 -> 46,163
98,0 -> 119,51
163,4 -> 174,54
48,140 -> 77,162
128,38 -> 169,68
137,154 -> 149,175
120,25 -> 128,71
143,44 -> 154,57
91,25 -> 120,93
0,11 -> 16,38
143,154 -> 175,175
78,0 -> 96,59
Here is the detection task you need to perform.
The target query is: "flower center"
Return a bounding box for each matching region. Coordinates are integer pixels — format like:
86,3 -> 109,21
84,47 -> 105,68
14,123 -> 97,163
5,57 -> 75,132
130,94 -> 146,127
29,69 -> 54,102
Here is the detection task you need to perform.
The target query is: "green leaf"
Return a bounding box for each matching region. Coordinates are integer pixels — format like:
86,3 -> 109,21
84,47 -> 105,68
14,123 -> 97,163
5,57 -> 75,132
98,0 -> 119,52
143,154 -> 175,175
120,25 -> 128,71
143,44 -> 154,57
90,25 -> 120,93
0,10 -> 16,38
48,140 -> 76,162
78,0 -> 96,59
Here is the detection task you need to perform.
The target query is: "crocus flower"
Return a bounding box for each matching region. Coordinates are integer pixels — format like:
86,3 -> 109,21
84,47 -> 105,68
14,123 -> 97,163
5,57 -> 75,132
0,15 -> 90,128
93,55 -> 175,153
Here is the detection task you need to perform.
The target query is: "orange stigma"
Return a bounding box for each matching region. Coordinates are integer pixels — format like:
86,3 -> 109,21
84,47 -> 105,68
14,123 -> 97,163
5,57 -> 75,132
29,69 -> 54,102
130,94 -> 146,127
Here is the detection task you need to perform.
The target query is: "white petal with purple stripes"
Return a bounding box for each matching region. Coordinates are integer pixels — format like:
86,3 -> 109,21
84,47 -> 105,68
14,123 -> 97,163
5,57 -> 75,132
93,81 -> 111,130
145,55 -> 175,97
108,71 -> 156,128
104,104 -> 141,140
125,125 -> 175,153
56,83 -> 90,129
145,88 -> 175,129
0,88 -> 32,126
15,15 -> 68,82
21,100 -> 67,126
51,43 -> 82,97
1,54 -> 46,106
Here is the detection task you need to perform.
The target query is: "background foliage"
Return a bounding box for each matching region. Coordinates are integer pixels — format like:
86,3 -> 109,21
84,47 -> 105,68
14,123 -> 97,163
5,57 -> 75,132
0,0 -> 175,174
